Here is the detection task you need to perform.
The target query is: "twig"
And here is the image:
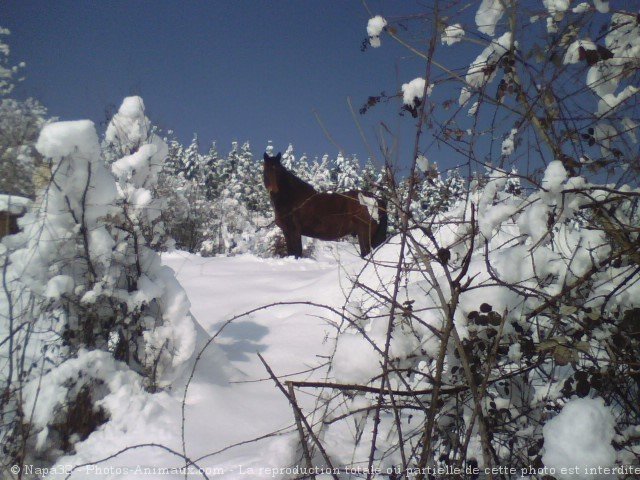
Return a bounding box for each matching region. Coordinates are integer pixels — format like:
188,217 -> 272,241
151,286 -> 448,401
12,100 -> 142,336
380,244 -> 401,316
258,353 -> 338,480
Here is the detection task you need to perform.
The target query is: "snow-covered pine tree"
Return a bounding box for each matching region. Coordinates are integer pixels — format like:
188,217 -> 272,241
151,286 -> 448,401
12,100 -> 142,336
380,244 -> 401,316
361,157 -> 383,192
201,141 -> 221,200
333,152 -> 362,191
0,98 -> 48,198
265,139 -> 276,157
411,166 -> 466,223
181,134 -> 201,181
296,152 -> 313,182
159,135 -> 227,253
232,141 -> 265,213
212,141 -> 273,255
105,97 -> 171,250
164,137 -> 184,176
281,143 -> 296,171
309,154 -> 336,191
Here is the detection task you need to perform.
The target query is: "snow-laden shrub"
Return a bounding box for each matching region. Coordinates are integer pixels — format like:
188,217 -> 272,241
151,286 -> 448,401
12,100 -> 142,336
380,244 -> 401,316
0,97 -> 208,470
308,161 -> 640,475
20,350 -> 135,466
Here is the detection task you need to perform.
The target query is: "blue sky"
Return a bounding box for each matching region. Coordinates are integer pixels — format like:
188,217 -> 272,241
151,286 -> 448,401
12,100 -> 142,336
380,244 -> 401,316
5,1 -> 624,182
4,0 -> 453,170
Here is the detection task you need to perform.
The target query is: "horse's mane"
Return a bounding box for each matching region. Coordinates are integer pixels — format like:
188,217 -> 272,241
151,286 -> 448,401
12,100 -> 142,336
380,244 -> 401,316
279,165 -> 316,198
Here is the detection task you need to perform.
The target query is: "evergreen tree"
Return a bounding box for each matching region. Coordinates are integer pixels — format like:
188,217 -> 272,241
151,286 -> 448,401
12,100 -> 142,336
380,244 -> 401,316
333,152 -> 362,191
281,143 -> 296,171
411,166 -> 466,223
0,98 -> 48,197
265,140 -> 276,157
309,154 -> 335,191
165,137 -> 184,176
182,134 -> 201,180
3,98 -> 204,466
201,141 -> 221,200
280,143 -> 313,184
226,141 -> 264,212
296,152 -> 312,183
361,158 -> 382,192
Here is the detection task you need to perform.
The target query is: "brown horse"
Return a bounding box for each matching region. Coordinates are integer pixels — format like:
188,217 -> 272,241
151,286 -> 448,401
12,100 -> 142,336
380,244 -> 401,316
263,152 -> 387,258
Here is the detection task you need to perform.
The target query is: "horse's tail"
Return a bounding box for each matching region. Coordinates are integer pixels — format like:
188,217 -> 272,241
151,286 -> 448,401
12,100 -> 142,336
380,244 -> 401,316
371,197 -> 388,250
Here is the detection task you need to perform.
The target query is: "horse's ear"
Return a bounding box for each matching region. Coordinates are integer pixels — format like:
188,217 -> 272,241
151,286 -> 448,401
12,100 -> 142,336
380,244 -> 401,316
263,152 -> 270,162
275,152 -> 282,163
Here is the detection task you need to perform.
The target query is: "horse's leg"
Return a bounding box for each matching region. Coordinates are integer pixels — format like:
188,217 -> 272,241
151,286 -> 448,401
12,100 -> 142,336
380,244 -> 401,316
357,225 -> 371,258
285,225 -> 303,258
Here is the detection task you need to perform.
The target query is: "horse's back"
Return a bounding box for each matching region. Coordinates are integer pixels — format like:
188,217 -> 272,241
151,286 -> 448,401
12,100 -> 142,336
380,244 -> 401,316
295,191 -> 375,239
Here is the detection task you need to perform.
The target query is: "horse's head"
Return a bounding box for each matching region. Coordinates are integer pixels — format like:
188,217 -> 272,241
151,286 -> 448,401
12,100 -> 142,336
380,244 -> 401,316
263,152 -> 282,193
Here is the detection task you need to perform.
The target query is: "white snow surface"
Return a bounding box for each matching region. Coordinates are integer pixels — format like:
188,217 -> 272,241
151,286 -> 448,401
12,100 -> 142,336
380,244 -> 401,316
36,120 -> 101,159
542,397 -> 616,478
44,244 -> 372,479
0,194 -> 31,214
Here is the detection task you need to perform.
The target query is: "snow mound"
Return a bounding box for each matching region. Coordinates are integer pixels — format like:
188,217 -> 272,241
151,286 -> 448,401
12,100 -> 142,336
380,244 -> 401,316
0,194 -> 31,214
542,397 -> 616,478
36,120 -> 100,159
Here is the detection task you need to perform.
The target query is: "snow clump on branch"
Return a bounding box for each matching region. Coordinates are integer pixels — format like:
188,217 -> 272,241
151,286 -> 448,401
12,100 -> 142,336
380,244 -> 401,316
401,77 -> 433,108
475,0 -> 505,37
442,23 -> 464,46
460,32 -> 515,106
367,15 -> 387,48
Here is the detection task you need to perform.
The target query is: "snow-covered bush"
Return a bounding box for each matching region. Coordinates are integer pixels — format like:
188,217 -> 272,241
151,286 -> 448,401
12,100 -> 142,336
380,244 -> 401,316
280,3 -> 640,477
293,163 -> 640,476
0,97 -> 204,470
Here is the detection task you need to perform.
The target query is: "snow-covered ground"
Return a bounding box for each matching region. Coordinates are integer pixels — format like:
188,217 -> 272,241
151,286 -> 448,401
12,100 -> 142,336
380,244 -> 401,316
52,242 -> 368,479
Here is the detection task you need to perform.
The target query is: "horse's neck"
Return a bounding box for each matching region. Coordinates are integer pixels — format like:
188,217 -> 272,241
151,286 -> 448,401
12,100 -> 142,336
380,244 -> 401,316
282,170 -> 316,200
